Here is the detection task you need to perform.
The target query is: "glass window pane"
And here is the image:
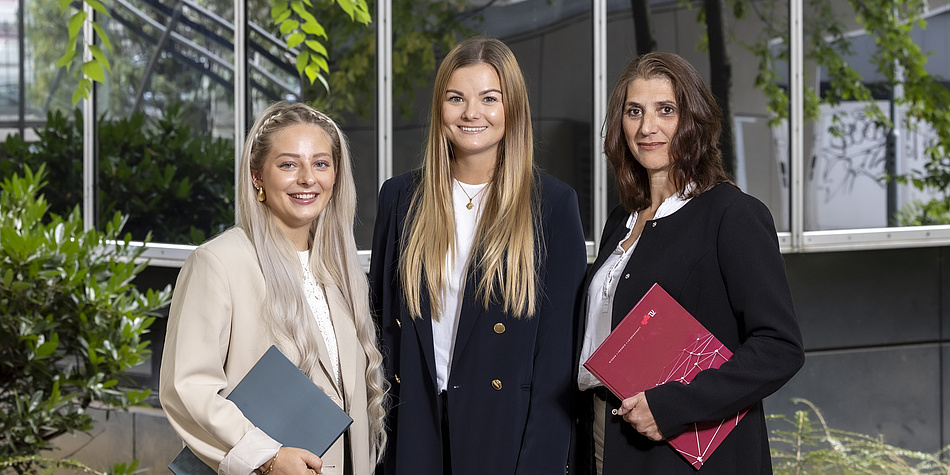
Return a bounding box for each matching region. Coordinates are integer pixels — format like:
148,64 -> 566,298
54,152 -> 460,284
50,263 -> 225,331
802,8 -> 950,230
2,0 -> 82,216
96,0 -> 236,245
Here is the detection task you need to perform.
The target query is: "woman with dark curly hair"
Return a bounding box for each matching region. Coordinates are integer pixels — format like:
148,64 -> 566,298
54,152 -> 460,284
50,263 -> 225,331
575,52 -> 804,474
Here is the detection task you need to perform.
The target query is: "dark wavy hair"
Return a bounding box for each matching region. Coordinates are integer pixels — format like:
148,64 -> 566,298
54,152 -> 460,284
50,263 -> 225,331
604,52 -> 732,212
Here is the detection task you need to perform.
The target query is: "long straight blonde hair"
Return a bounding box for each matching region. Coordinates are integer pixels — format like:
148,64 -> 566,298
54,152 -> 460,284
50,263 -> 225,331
400,36 -> 539,320
237,101 -> 387,459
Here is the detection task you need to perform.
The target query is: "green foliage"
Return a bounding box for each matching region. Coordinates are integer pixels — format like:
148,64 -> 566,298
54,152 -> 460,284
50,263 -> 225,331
57,0 -> 113,106
0,165 -> 171,468
0,106 -> 235,244
269,0 -> 371,92
769,399 -> 950,474
0,455 -> 139,475
895,199 -> 950,226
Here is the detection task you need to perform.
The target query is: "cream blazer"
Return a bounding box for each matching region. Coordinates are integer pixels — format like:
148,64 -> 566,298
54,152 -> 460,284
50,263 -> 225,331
159,228 -> 374,475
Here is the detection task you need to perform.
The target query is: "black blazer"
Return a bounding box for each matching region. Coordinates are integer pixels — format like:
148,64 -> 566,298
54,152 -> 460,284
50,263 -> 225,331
370,170 -> 588,475
576,183 -> 805,474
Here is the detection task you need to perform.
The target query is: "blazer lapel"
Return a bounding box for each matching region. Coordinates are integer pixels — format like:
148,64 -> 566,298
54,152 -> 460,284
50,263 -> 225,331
325,284 -> 356,406
448,275 -> 481,367
412,296 -> 439,389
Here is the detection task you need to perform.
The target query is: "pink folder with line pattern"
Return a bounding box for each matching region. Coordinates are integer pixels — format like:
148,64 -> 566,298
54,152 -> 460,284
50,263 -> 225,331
583,283 -> 749,470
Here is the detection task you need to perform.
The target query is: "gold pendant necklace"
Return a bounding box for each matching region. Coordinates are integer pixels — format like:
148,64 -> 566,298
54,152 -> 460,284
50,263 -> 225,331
456,179 -> 488,210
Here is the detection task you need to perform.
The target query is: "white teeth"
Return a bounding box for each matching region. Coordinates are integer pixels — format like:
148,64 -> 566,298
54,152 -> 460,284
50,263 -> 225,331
460,126 -> 486,132
291,193 -> 317,199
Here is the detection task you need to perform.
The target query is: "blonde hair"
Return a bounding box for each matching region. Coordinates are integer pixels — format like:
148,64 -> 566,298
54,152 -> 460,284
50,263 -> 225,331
400,36 -> 539,320
237,101 -> 388,459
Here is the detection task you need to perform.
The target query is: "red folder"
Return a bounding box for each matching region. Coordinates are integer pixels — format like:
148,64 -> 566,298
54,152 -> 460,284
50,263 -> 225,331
583,283 -> 748,469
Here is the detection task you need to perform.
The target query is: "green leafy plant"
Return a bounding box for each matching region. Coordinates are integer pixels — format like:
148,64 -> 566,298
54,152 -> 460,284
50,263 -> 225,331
0,165 -> 172,470
56,0 -> 113,105
0,105 -> 235,245
769,398 -> 950,474
1,456 -> 139,475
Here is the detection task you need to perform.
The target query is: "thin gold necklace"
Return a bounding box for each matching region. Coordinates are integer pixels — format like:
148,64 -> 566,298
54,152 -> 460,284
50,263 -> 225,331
456,179 -> 488,210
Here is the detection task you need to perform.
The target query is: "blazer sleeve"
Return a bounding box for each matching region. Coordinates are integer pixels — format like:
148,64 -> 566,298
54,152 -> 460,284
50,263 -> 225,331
647,194 -> 805,437
159,246 -> 277,473
517,184 -> 588,474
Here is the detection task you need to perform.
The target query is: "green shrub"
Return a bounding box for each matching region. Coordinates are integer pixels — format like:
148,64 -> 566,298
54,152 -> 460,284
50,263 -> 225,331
0,105 -> 235,245
770,398 -> 950,474
0,165 -> 171,470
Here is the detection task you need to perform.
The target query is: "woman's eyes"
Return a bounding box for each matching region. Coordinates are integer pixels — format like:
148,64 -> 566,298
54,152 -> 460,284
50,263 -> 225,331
625,106 -> 675,117
277,160 -> 331,169
445,95 -> 500,103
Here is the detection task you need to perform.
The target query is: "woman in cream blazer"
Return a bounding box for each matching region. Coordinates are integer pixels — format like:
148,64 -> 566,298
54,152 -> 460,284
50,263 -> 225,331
160,102 -> 387,475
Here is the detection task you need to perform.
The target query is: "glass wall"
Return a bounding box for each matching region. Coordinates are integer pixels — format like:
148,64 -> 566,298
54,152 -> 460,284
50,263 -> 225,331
95,0 -> 236,245
2,0 -> 950,262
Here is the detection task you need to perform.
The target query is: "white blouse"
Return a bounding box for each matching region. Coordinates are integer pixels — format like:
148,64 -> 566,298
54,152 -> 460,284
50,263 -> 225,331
432,179 -> 487,393
298,251 -> 340,387
577,188 -> 693,391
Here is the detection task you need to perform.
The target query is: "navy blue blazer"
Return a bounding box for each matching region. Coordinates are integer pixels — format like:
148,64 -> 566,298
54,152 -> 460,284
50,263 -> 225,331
370,170 -> 587,475
575,183 -> 805,474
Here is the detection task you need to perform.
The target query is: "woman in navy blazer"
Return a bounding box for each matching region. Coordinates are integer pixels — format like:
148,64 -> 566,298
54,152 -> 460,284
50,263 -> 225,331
370,36 -> 587,474
574,52 -> 805,474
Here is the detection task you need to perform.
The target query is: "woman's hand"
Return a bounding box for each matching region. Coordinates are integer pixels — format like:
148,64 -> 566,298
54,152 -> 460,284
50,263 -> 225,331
616,392 -> 665,441
259,447 -> 324,475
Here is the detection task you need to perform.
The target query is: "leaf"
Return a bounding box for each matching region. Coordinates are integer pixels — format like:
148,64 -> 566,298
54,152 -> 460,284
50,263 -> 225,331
71,81 -> 89,106
273,9 -> 292,24
35,333 -> 60,359
300,20 -> 325,37
68,11 -> 87,41
287,31 -> 306,50
270,0 -> 289,19
92,22 -> 113,51
89,45 -> 111,72
56,48 -> 78,69
279,19 -> 300,35
311,55 -> 328,74
85,0 -> 110,17
305,39 -> 327,57
296,50 -> 310,76
291,1 -> 318,25
305,64 -> 319,85
82,60 -> 106,83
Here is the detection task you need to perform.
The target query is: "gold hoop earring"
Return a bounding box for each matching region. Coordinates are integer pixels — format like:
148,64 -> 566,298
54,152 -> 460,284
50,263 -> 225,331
257,187 -> 266,202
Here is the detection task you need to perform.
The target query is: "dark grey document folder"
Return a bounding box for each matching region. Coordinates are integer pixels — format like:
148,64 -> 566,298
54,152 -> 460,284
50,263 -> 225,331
168,345 -> 353,474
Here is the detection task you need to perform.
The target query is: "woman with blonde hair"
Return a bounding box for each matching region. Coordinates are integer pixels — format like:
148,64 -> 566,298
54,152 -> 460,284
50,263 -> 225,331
370,36 -> 587,474
161,101 -> 387,475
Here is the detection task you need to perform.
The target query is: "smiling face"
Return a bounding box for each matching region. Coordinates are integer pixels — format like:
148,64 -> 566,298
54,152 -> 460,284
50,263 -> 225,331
252,123 -> 335,248
622,76 -> 679,176
441,63 -> 506,164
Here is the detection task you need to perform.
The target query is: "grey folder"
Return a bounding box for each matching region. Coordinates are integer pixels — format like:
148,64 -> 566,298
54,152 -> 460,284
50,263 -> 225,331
168,345 -> 353,475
